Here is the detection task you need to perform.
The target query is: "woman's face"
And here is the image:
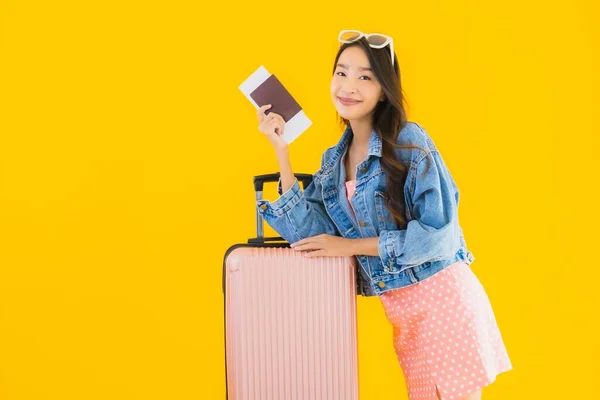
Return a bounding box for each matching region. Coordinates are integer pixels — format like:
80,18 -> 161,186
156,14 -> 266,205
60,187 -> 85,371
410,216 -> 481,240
330,46 -> 384,123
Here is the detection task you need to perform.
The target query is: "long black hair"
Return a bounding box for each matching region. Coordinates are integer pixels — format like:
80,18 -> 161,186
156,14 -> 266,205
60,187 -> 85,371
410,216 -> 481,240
332,38 -> 429,226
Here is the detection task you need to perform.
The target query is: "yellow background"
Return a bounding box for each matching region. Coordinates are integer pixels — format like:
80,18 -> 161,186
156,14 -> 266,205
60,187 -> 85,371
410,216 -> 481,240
1,0 -> 599,398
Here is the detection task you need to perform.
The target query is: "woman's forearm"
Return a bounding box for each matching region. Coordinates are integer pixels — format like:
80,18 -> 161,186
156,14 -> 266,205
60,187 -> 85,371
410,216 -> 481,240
275,147 -> 295,194
351,237 -> 380,257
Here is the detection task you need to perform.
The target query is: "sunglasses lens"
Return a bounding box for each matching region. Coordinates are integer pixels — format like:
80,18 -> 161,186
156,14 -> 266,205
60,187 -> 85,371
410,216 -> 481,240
367,35 -> 388,46
340,31 -> 361,42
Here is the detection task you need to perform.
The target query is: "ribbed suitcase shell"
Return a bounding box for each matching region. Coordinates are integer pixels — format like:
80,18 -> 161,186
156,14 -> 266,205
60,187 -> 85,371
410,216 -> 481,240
224,246 -> 359,400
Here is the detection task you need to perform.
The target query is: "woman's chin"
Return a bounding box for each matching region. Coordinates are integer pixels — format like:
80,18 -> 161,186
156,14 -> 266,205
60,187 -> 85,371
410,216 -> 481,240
335,107 -> 359,121
338,111 -> 365,122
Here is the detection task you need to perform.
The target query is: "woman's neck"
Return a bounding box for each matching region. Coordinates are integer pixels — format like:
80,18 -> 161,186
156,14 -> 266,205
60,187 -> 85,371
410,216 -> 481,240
344,119 -> 372,182
348,119 -> 372,156
349,119 -> 372,148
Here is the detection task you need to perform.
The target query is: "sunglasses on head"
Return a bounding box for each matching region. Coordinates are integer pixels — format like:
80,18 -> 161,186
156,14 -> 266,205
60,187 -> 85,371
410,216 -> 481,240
338,30 -> 395,68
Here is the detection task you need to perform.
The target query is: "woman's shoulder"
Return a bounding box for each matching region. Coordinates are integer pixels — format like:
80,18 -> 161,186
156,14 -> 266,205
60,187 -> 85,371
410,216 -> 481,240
312,145 -> 338,180
396,121 -> 439,162
316,132 -> 347,174
397,121 -> 437,151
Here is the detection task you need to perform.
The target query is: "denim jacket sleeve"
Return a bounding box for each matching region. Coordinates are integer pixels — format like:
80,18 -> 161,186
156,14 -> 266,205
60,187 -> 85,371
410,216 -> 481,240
256,165 -> 339,244
378,150 -> 460,269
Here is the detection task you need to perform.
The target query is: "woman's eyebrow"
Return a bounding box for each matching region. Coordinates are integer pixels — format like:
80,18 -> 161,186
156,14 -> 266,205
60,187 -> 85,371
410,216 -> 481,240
337,63 -> 372,72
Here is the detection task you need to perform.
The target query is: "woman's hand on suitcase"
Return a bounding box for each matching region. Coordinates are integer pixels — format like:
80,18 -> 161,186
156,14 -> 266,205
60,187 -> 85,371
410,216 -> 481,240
290,234 -> 354,258
257,104 -> 287,150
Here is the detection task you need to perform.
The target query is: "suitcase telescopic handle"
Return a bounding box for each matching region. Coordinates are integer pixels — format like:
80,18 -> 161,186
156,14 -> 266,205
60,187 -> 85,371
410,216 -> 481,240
250,173 -> 313,244
253,173 -> 313,193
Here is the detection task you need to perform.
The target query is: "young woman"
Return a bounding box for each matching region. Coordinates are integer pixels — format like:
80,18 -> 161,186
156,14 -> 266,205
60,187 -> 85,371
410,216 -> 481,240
255,30 -> 512,400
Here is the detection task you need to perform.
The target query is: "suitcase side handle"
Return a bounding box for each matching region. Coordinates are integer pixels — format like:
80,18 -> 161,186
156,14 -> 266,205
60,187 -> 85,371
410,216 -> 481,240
251,172 -> 313,243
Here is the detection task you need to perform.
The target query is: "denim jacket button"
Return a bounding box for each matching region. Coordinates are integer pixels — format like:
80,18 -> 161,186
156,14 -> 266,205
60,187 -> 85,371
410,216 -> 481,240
378,281 -> 385,288
359,221 -> 366,227
260,204 -> 267,210
360,167 -> 367,173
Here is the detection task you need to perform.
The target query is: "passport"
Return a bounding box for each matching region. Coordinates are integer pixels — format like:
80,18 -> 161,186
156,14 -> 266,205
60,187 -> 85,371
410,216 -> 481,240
239,65 -> 312,145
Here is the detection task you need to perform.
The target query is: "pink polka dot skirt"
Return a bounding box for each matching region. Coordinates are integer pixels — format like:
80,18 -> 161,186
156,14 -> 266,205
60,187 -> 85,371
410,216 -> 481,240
379,261 -> 513,399
345,180 -> 512,399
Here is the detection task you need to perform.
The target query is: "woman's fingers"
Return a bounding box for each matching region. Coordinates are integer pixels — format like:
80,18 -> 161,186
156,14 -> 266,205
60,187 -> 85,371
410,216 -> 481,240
255,106 -> 288,151
291,238 -> 311,248
258,108 -> 285,127
259,112 -> 285,134
293,242 -> 322,251
259,118 -> 275,133
256,104 -> 272,122
272,114 -> 285,132
304,250 -> 326,258
272,113 -> 285,125
274,120 -> 284,135
291,235 -> 325,248
267,119 -> 283,134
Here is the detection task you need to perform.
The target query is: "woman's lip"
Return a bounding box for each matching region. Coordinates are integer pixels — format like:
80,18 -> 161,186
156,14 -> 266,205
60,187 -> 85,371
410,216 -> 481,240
337,97 -> 362,105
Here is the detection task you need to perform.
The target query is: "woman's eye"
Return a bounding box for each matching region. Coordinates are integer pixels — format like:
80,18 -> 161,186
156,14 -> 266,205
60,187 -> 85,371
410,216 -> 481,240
335,72 -> 371,80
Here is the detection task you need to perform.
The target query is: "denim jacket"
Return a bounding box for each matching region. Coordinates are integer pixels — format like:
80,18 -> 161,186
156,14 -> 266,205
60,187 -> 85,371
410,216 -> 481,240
256,122 -> 475,297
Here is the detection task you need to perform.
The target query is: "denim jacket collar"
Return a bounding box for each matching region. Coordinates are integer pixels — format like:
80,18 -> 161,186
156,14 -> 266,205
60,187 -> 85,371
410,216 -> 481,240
342,125 -> 383,159
321,125 -> 383,176
366,127 -> 383,158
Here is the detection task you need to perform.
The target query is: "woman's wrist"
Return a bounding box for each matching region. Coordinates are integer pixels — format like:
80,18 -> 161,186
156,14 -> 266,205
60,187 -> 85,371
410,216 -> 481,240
349,237 -> 380,257
275,146 -> 289,159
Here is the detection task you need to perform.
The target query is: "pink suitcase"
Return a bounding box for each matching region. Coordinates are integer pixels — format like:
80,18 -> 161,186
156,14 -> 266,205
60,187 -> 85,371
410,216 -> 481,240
223,173 -> 359,400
